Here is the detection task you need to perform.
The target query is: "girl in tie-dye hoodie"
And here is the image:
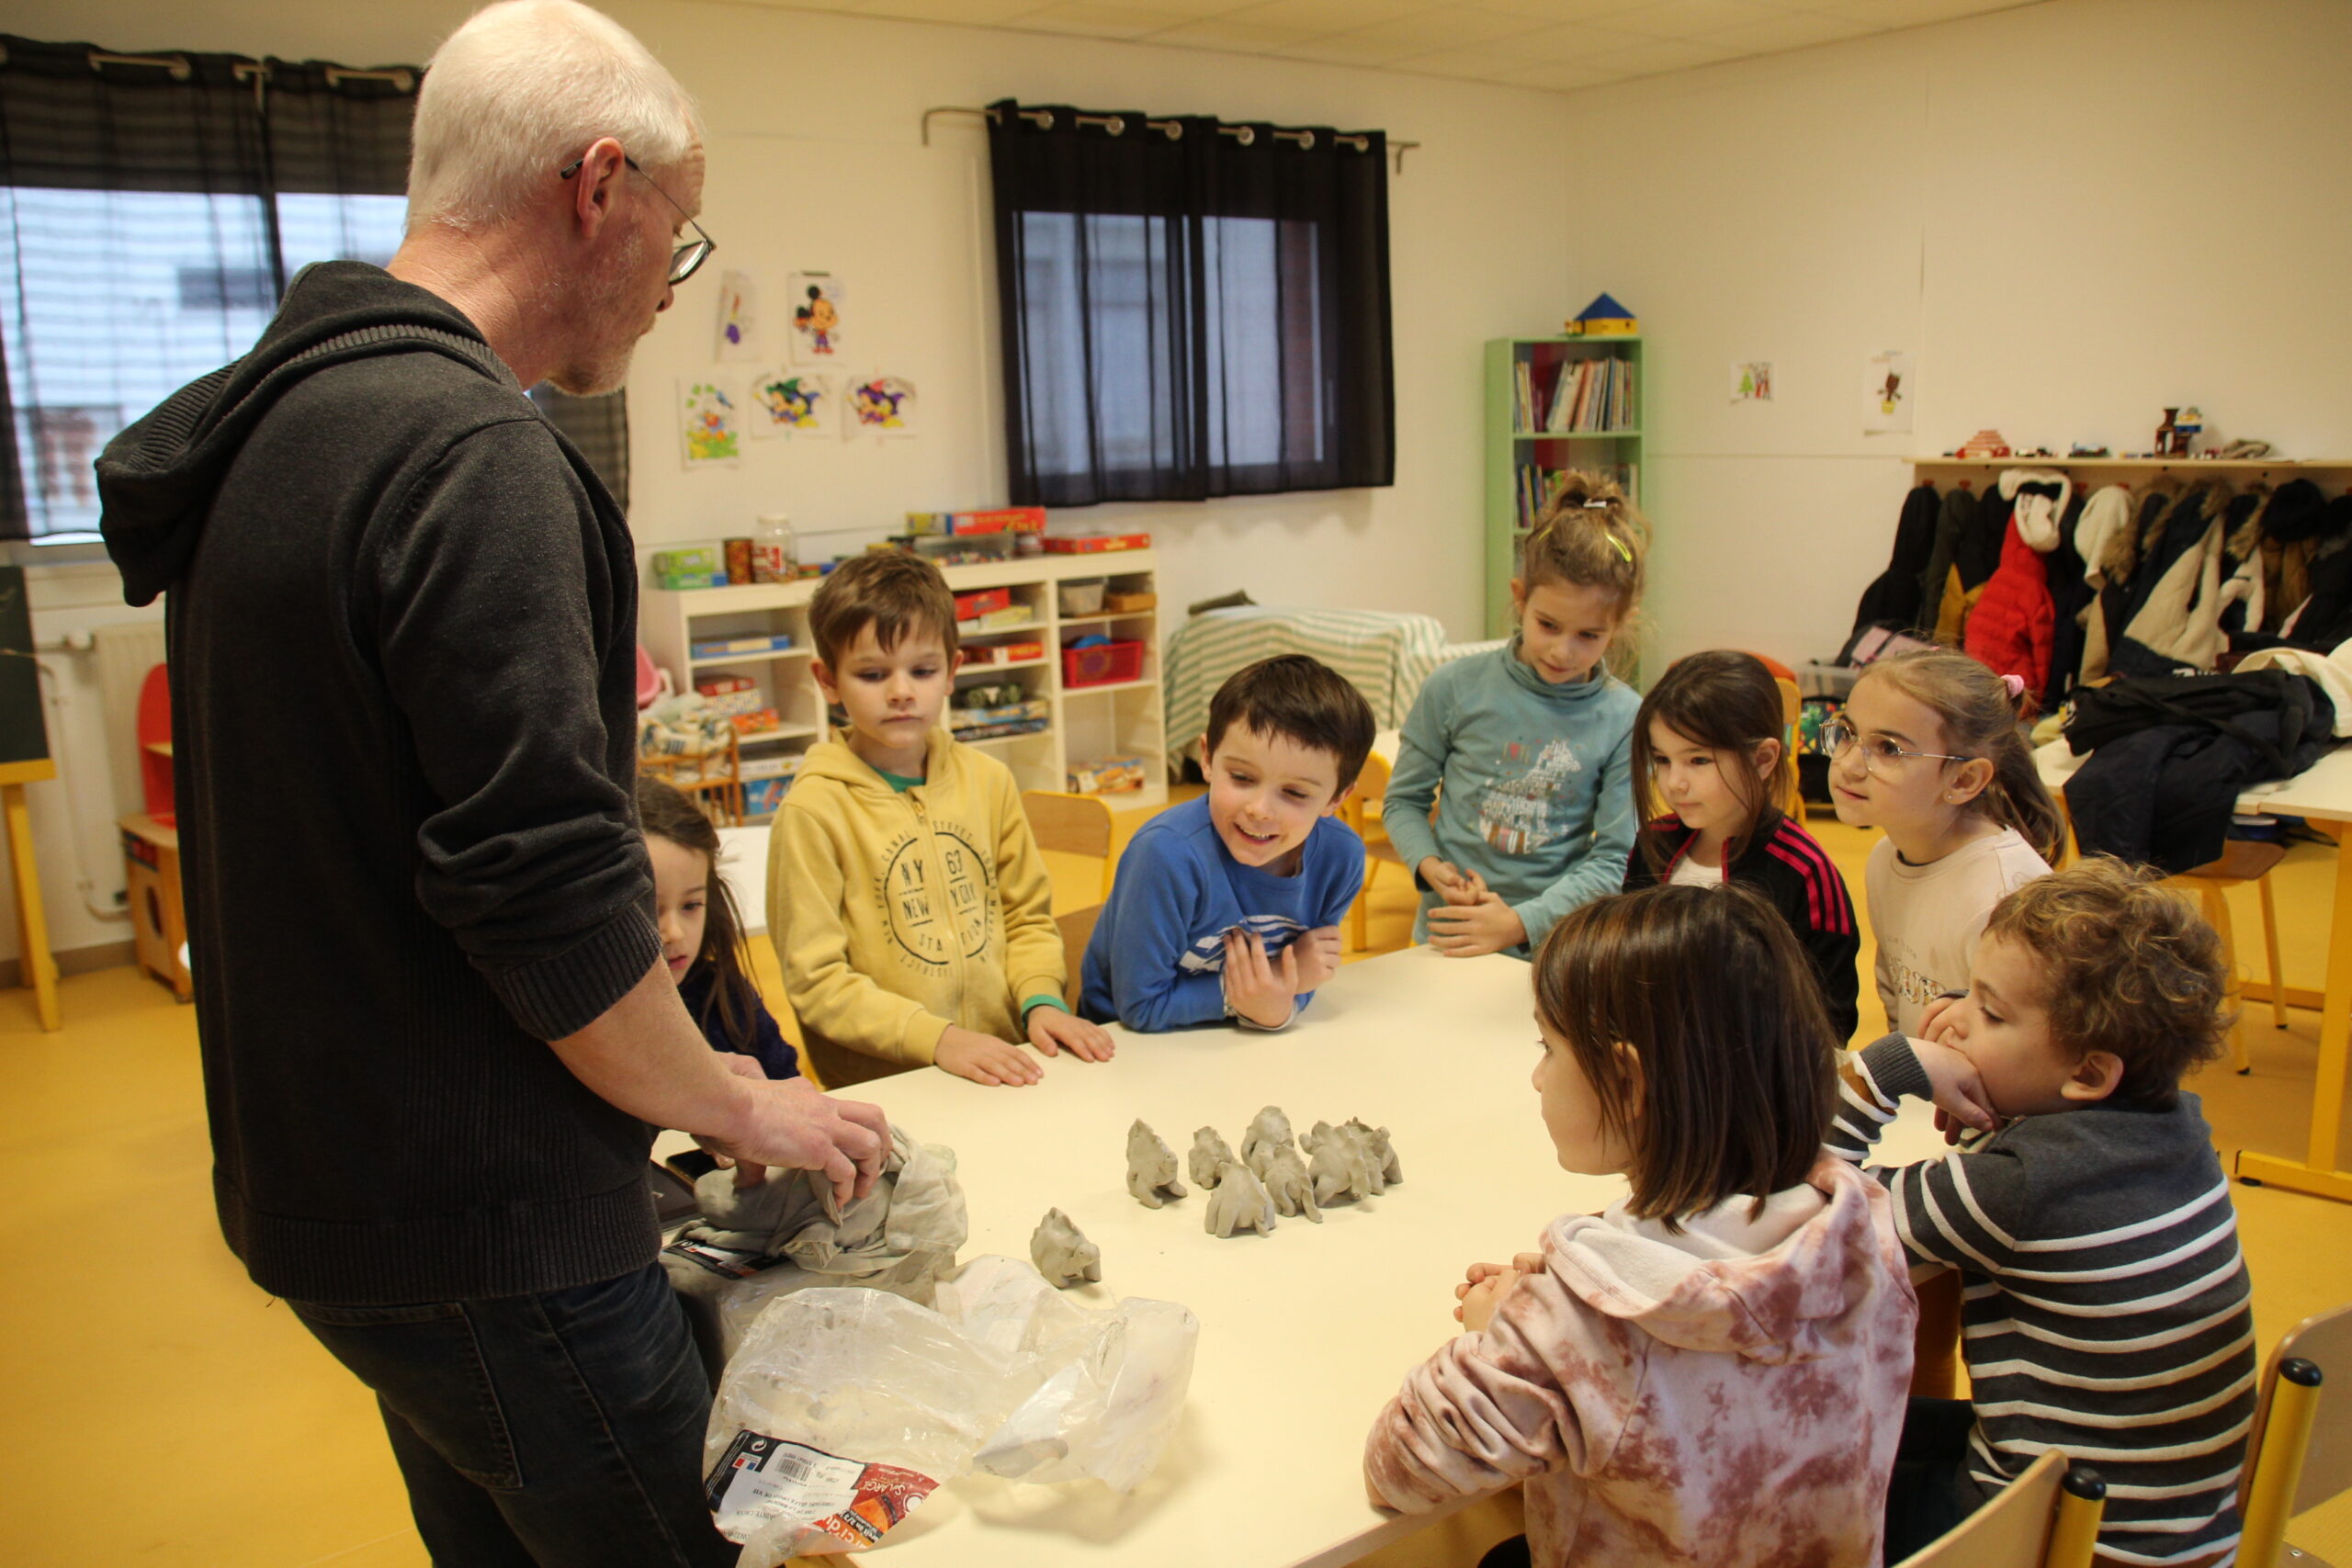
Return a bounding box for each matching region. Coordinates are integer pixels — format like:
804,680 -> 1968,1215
1365,884 -> 1917,1568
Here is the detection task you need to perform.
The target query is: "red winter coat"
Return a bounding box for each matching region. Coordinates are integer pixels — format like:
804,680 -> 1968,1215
1964,520 -> 2053,706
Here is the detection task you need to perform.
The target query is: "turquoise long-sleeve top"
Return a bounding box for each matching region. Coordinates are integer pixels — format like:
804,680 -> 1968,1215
1382,641 -> 1641,954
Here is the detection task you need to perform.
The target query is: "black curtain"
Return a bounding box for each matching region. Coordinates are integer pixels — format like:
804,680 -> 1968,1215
0,35 -> 628,535
987,98 -> 1393,508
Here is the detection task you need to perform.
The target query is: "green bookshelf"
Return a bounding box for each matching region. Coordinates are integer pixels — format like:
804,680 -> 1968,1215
1483,334 -> 1645,638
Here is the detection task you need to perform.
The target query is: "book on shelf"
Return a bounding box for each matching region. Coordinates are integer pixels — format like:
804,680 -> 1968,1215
1515,460 -> 1640,527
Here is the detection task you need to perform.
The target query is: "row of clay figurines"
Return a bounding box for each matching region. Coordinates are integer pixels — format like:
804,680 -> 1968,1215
1027,1107 -> 1405,1287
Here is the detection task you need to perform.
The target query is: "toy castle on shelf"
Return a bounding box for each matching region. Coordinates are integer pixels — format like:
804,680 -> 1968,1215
1564,292 -> 1637,337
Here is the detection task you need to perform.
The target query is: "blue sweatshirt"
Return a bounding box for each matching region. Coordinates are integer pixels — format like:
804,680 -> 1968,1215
1382,642 -> 1640,953
1080,795 -> 1363,1032
678,964 -> 800,1082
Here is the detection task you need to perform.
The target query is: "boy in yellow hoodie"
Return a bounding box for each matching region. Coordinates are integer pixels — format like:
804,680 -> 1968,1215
769,552 -> 1115,1088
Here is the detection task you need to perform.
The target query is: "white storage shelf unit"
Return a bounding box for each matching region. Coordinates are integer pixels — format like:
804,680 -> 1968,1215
641,550 -> 1168,818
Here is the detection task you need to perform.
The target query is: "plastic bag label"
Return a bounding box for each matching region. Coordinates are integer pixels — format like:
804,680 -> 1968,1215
664,1236 -> 776,1280
705,1429 -> 936,1549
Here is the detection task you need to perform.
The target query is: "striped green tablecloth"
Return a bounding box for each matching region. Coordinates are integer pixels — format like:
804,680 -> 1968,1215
1161,606 -> 1504,773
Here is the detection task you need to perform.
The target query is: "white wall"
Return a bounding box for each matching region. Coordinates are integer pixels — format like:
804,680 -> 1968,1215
1555,0 -> 2352,670
3,0 -> 1572,961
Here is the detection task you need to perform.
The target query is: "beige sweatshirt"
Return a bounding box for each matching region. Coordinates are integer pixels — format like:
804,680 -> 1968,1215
1865,825 -> 2050,1036
767,730 -> 1064,1087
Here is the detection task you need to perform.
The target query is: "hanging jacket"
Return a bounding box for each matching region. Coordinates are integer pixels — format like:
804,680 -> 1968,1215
1964,520 -> 2057,706
1365,1156 -> 1916,1568
1917,487 -> 1977,624
2214,489 -> 2270,646
2282,496 -> 2352,651
2121,484 -> 2233,671
2044,492 -> 2094,700
1933,485 -> 2012,646
2258,479 -> 2331,632
1851,483 -> 1940,634
2073,485 -> 2137,684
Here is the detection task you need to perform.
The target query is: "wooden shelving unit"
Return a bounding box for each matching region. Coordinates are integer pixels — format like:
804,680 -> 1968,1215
641,550 -> 1169,820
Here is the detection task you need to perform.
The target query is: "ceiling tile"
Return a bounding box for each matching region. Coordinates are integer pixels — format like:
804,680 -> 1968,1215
1815,0 -> 2027,27
1501,56 -> 1633,88
1503,18 -> 1656,59
999,1 -> 1204,36
1219,0 -> 1434,28
1307,6 -> 1545,54
859,0 -> 1047,20
1699,9 -> 1883,50
1471,0 -> 1647,19
1139,13 -> 1331,46
1600,0 -> 1788,38
1577,33 -> 1738,73
1274,29 -> 1438,62
1395,44 -> 1556,76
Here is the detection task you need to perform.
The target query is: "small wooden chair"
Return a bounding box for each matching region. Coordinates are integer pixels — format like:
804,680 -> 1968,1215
1344,751 -> 1409,952
2167,839 -> 2290,1076
1890,1450 -> 2107,1568
1023,790 -> 1116,905
1056,903 -> 1103,1008
2237,1300 -> 2352,1567
1772,674 -> 1805,820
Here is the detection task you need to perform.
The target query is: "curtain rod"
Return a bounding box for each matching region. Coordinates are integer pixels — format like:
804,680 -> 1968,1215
922,105 -> 1418,172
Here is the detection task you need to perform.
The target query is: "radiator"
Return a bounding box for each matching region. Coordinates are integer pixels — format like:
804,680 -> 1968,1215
94,620 -> 167,822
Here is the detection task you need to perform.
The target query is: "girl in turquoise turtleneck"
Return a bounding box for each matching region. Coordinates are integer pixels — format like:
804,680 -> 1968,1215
1384,473 -> 1646,957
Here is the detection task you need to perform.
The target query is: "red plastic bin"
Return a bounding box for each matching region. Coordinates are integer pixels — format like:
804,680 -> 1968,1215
1062,639 -> 1144,687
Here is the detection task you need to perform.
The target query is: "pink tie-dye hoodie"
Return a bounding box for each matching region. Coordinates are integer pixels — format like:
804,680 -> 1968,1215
1365,1156 -> 1916,1567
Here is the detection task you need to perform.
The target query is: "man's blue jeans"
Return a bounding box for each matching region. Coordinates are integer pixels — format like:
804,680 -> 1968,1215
290,1261 -> 736,1567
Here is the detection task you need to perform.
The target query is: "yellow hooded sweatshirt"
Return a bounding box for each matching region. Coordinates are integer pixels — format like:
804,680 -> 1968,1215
768,728 -> 1064,1087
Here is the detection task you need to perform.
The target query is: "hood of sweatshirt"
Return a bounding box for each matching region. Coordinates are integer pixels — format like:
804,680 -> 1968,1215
96,262 -> 517,607
1544,1155 -> 1898,1364
796,728 -> 972,796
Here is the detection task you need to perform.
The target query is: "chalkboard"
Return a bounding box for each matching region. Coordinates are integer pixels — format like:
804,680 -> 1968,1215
0,566 -> 51,766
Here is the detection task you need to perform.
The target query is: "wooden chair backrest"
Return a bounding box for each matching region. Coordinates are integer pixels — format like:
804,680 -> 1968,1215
1024,790 -> 1116,903
1345,750 -> 1393,840
2249,1301 -> 2352,1518
1056,904 -> 1103,1007
1890,1450 -> 2103,1568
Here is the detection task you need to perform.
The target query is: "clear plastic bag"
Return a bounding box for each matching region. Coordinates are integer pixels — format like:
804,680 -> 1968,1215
704,1256 -> 1197,1561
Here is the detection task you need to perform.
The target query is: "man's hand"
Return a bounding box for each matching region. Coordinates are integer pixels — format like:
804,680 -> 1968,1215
1222,930 -> 1298,1029
1289,925 -> 1344,991
1910,1037 -> 2000,1141
937,1024 -> 1045,1087
1454,1261 -> 1524,1333
1028,1007 -> 1116,1063
1419,857 -> 1487,907
1427,893 -> 1526,957
693,1077 -> 888,1206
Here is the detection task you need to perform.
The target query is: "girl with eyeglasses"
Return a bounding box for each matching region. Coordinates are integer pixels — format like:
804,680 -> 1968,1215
1826,650 -> 2064,1038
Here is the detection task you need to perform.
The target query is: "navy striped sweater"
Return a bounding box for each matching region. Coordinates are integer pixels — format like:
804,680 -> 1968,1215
1827,1034 -> 2256,1567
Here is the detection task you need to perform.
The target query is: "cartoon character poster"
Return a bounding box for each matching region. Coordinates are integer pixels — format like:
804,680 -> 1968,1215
847,374 -> 916,438
713,269 -> 758,361
679,378 -> 741,467
787,272 -> 845,365
1865,350 -> 1914,434
751,367 -> 834,438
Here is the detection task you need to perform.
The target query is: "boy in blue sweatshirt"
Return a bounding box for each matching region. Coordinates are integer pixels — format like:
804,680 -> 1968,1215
1081,655 -> 1374,1032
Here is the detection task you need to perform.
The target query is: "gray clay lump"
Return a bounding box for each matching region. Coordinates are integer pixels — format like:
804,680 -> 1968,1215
1204,1158 -> 1277,1237
1125,1119 -> 1188,1208
1189,1126 -> 1236,1190
1031,1207 -> 1102,1287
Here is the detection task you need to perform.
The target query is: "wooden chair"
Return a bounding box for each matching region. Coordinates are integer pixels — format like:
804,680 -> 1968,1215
1890,1450 -> 2107,1568
1023,790 -> 1116,905
2167,839 -> 2290,1076
1772,674 -> 1805,820
1056,903 -> 1103,1008
639,730 -> 743,825
2238,1301 -> 2352,1567
1344,751 -> 1409,952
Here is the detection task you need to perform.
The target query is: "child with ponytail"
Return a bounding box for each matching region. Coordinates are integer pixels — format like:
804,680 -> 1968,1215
1384,473 -> 1645,958
1826,650 -> 2065,1036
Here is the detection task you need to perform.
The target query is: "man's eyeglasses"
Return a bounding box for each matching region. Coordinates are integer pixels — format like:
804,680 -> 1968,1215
559,152 -> 715,286
1820,720 -> 1973,776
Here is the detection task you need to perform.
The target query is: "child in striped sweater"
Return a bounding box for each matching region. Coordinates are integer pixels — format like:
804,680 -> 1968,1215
1826,859 -> 2255,1568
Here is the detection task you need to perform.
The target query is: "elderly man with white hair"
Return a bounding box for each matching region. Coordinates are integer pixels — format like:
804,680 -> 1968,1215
95,5 -> 876,1562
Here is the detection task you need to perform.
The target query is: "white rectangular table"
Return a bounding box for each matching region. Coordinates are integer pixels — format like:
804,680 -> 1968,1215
706,944 -> 1951,1566
2040,740 -> 2352,1204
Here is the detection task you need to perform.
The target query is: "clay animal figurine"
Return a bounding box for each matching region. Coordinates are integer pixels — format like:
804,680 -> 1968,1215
1189,1126 -> 1237,1190
1239,1105 -> 1295,1168
1310,1130 -> 1376,1206
1303,1119 -> 1339,1156
1204,1159 -> 1277,1238
1257,1143 -> 1322,1223
1030,1207 -> 1102,1288
1345,1118 -> 1403,1186
1125,1120 -> 1188,1209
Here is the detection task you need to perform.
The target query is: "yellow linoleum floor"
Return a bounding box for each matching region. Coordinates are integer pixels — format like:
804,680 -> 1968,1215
4,800 -> 2349,1566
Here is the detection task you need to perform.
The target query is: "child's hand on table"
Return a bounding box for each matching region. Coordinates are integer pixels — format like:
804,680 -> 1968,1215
1910,1036 -> 1999,1142
1289,925 -> 1344,991
1028,1007 -> 1116,1063
1427,892 -> 1526,957
1454,1255 -> 1540,1331
936,1024 -> 1045,1087
1419,858 -> 1487,907
1222,930 -> 1299,1029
